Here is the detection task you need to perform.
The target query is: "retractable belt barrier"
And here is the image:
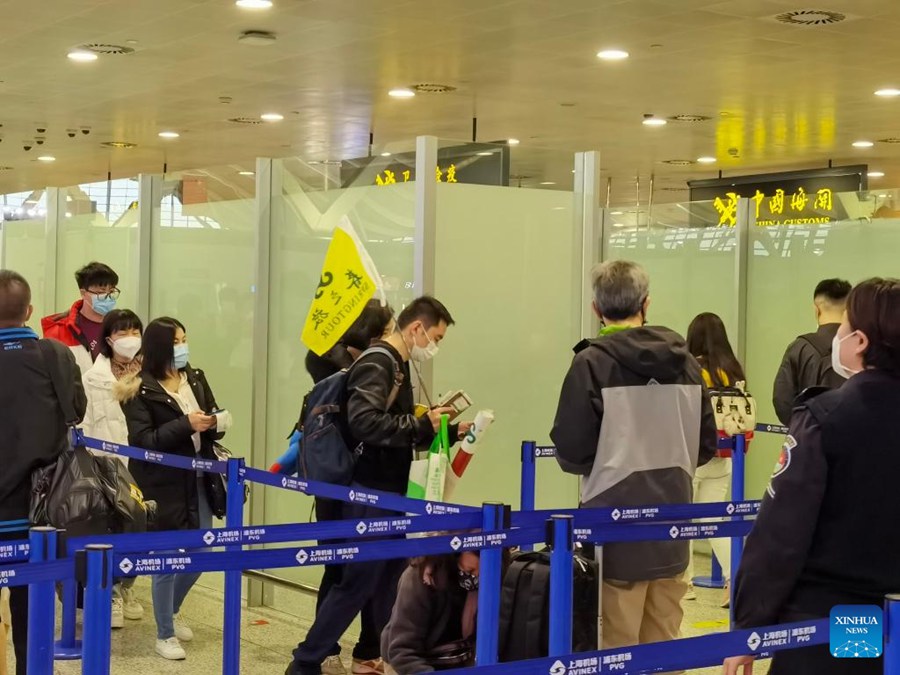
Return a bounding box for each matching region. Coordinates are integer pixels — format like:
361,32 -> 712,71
13,429 -> 895,675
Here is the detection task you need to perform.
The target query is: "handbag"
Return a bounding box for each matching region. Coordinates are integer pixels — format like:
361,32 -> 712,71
407,414 -> 452,502
201,442 -> 250,520
709,381 -> 757,437
424,638 -> 474,670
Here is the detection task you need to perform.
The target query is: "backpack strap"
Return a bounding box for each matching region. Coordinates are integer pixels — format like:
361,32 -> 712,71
353,346 -> 404,410
525,554 -> 551,655
36,339 -> 79,426
798,331 -> 832,358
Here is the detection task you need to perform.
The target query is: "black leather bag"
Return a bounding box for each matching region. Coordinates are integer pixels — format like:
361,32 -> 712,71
425,638 -> 474,670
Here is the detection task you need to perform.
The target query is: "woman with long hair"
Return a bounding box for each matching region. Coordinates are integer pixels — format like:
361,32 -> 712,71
684,312 -> 746,607
117,317 -> 230,661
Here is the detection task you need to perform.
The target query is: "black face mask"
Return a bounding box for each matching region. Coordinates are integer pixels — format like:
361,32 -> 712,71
458,569 -> 479,592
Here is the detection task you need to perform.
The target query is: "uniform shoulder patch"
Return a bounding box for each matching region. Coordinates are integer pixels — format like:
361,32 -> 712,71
766,435 -> 796,498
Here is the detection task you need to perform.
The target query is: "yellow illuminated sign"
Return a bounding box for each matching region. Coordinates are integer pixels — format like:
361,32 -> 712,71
376,164 -> 458,186
713,187 -> 834,227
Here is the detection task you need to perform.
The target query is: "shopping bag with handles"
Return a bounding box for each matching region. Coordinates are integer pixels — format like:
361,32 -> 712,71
407,414 -> 452,502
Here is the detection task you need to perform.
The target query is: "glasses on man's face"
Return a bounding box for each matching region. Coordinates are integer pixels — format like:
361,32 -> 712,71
88,288 -> 121,301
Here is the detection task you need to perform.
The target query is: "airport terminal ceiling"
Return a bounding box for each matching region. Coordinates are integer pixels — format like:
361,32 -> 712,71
1,0 -> 900,204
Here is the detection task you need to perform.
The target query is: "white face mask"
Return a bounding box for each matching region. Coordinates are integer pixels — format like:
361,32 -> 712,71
410,327 -> 439,363
111,335 -> 142,361
831,331 -> 861,379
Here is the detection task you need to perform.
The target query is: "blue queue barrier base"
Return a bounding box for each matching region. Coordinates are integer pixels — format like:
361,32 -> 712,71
693,551 -> 726,589
53,640 -> 83,660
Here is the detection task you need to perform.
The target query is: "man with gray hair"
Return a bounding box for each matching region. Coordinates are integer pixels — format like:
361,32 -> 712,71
551,260 -> 717,662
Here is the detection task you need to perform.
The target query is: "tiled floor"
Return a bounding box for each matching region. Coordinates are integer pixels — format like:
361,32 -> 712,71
8,554 -> 770,674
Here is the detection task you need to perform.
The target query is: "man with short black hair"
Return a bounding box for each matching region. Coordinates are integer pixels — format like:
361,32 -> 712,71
0,270 -> 86,675
287,296 -> 461,675
551,260 -> 717,662
42,261 -> 120,374
772,278 -> 852,425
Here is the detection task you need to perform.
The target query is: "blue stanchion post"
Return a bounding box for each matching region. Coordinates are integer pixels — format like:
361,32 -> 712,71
26,527 -> 57,675
476,502 -> 506,666
222,457 -> 246,675
548,515 -> 575,657
81,545 -> 114,675
55,530 -> 83,661
730,433 -> 747,623
521,442 -> 537,553
886,594 -> 900,675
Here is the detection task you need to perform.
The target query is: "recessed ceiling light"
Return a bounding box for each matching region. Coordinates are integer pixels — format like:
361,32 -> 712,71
875,88 -> 900,97
67,49 -> 98,62
642,116 -> 667,127
380,152 -> 391,157
388,88 -> 415,99
613,223 -> 626,228
236,0 -> 273,7
697,156 -> 717,164
852,140 -> 874,148
540,181 -> 556,186
260,113 -> 284,121
597,49 -> 629,61
37,155 -> 56,162
158,131 -> 180,139
610,211 -> 624,215
238,171 -> 255,176
507,138 -> 520,146
477,151 -> 494,156
868,171 -> 885,178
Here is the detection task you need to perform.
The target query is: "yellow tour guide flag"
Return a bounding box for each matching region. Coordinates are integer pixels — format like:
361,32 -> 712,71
301,220 -> 384,356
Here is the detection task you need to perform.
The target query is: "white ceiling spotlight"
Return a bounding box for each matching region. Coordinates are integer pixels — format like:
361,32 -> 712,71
238,171 -> 255,176
158,131 -> 180,139
507,138 -> 520,146
597,49 -> 629,61
868,171 -> 885,178
697,156 -> 717,164
388,88 -> 415,99
380,152 -> 392,157
67,49 -> 98,62
852,140 -> 874,148
37,155 -> 56,162
642,115 -> 667,127
236,0 -> 273,8
260,113 -> 284,122
875,88 -> 900,97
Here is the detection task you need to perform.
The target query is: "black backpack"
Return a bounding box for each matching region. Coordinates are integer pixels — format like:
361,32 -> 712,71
498,549 -> 598,661
799,331 -> 846,390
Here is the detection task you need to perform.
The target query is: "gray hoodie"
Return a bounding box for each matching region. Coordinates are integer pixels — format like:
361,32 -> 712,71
551,326 -> 717,581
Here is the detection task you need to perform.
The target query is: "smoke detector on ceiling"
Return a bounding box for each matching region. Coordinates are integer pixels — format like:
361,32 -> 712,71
668,114 -> 712,122
878,138 -> 900,144
773,9 -> 846,25
238,30 -> 276,45
101,141 -> 137,148
228,117 -> 264,125
661,159 -> 695,166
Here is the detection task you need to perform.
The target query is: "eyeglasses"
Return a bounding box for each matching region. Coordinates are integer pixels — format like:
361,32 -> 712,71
88,288 -> 121,301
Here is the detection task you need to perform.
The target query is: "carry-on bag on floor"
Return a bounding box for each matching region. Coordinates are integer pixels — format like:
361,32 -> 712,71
498,548 -> 598,661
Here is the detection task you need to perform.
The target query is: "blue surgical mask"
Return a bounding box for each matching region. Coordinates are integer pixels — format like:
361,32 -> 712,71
173,344 -> 190,370
91,295 -> 117,316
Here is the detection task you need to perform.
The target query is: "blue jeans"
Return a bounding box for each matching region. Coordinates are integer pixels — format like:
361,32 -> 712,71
151,480 -> 213,640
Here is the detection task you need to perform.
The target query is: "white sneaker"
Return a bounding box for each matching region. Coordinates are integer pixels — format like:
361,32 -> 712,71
683,583 -> 698,601
121,586 -> 144,620
322,655 -> 348,675
111,597 -> 125,629
155,637 -> 186,660
173,613 -> 193,642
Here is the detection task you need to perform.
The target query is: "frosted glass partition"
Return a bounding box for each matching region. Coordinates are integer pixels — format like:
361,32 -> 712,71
149,167 -> 257,543
1,191 -> 48,325
602,201 -> 738,339
264,156 -> 417,592
432,182 -> 580,510
744,190 -> 900,497
54,179 -> 140,315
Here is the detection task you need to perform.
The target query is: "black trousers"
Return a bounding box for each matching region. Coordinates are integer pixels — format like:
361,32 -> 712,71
314,497 -> 380,660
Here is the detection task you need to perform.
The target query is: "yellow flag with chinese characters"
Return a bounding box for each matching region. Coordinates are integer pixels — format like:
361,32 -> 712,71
301,221 -> 382,356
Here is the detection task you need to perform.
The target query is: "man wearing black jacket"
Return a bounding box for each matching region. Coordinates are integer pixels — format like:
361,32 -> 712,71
772,278 -> 851,424
0,270 -> 86,675
288,296 -> 460,675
